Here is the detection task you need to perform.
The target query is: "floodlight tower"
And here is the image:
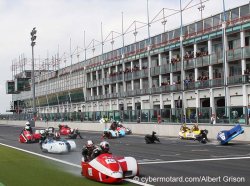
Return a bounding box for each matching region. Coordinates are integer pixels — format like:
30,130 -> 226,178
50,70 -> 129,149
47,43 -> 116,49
31,27 -> 37,122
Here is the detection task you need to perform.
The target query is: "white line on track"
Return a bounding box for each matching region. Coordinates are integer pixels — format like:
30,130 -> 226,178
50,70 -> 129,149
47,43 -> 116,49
185,144 -> 208,147
0,142 -> 150,186
160,154 -> 180,156
191,149 -> 209,152
137,159 -> 162,163
211,154 -> 250,158
124,178 -> 154,186
138,156 -> 250,165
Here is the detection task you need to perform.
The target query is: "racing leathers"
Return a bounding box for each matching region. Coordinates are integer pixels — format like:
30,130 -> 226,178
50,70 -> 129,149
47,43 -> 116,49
21,126 -> 33,134
82,145 -> 98,162
39,131 -> 48,148
191,124 -> 199,132
68,129 -> 83,139
180,125 -> 190,132
110,122 -> 118,131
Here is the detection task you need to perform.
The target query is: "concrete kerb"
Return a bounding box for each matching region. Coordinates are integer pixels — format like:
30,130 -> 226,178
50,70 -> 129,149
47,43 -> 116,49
0,120 -> 249,141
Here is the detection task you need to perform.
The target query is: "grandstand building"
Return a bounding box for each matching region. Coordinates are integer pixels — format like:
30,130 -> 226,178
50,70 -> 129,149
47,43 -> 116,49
6,3 -> 250,124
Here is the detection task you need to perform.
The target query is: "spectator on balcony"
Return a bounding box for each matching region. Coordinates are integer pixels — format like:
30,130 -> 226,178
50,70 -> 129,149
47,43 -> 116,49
161,80 -> 170,86
184,77 -> 190,88
184,51 -> 190,60
196,50 -> 201,57
190,51 -> 194,58
196,50 -> 208,58
132,65 -> 139,72
184,51 -> 195,60
124,67 -> 131,73
202,75 -> 208,81
171,56 -> 180,63
244,68 -> 250,75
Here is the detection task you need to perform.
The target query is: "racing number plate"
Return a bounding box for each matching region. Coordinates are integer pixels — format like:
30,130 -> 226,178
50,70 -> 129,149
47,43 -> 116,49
105,158 -> 116,164
219,132 -> 226,140
88,168 -> 93,176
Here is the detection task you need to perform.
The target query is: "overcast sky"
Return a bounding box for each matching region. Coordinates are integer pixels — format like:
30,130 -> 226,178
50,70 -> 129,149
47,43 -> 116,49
0,0 -> 249,114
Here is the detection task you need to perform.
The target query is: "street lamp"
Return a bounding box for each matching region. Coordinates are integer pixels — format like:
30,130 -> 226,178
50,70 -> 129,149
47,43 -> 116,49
31,27 -> 37,123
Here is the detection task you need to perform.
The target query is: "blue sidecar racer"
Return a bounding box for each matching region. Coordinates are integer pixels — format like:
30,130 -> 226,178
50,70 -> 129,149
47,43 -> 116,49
103,128 -> 125,139
217,124 -> 244,145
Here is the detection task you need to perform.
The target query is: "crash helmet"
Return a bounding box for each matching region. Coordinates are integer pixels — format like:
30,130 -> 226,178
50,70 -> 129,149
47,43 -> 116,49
182,123 -> 186,127
40,130 -> 45,135
48,127 -> 55,134
100,141 -> 110,153
25,126 -> 30,130
25,121 -> 30,126
55,132 -> 60,139
70,128 -> 74,133
86,140 -> 94,149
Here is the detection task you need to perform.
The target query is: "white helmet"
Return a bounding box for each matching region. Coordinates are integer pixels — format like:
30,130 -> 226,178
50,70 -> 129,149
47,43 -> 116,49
55,132 -> 60,139
86,140 -> 94,148
25,126 -> 30,130
100,141 -> 110,153
25,121 -> 30,126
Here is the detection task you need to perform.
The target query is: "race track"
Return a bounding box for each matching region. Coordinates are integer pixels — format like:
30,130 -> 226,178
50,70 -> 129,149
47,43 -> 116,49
0,124 -> 250,186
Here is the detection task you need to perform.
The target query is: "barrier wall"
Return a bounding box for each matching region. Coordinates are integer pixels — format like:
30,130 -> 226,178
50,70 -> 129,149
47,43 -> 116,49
0,120 -> 249,141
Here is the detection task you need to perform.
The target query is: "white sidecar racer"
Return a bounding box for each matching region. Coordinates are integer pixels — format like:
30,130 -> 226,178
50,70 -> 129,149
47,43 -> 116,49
40,138 -> 76,154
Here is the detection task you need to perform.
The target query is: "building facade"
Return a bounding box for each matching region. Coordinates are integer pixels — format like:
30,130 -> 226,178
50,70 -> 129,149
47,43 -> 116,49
8,3 -> 250,124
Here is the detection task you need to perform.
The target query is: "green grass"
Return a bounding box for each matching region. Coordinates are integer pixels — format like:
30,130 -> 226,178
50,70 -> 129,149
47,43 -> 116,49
0,145 -> 135,186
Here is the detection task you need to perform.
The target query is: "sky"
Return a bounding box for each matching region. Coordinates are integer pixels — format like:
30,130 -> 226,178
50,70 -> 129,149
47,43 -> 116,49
0,0 -> 249,114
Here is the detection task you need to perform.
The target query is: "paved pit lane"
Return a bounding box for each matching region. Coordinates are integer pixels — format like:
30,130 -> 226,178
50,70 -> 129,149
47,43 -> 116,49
0,124 -> 250,186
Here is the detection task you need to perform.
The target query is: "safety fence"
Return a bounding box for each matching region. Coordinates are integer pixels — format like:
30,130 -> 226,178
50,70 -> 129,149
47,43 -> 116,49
1,106 -> 249,125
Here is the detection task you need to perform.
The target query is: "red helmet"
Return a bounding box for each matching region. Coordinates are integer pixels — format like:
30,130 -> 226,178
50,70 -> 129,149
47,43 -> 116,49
100,141 -> 110,153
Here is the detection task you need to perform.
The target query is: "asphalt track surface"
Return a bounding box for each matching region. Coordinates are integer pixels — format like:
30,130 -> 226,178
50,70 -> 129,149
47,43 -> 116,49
0,124 -> 250,186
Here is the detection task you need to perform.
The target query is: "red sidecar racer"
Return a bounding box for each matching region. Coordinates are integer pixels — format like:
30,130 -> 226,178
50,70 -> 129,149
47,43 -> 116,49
58,124 -> 82,139
81,153 -> 139,183
19,130 -> 42,143
58,124 -> 71,135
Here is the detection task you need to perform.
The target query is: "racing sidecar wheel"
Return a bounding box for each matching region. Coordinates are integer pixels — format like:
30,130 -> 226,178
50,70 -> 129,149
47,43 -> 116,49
41,148 -> 48,153
200,138 -> 207,144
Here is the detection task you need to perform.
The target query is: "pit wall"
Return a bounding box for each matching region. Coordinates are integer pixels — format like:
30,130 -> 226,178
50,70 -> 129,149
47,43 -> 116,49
0,120 -> 249,141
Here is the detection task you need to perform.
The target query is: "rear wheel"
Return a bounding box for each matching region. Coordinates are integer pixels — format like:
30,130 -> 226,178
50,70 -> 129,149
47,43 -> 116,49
41,148 -> 48,153
65,142 -> 71,152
